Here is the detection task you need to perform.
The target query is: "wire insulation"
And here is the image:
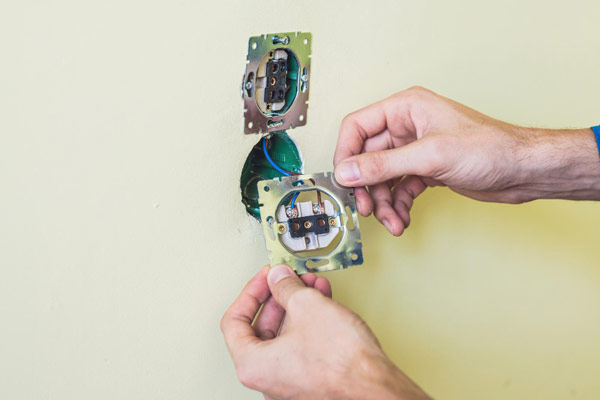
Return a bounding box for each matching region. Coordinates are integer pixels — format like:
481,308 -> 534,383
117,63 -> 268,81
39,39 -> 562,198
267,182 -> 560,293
262,136 -> 303,208
262,137 -> 292,176
290,192 -> 300,208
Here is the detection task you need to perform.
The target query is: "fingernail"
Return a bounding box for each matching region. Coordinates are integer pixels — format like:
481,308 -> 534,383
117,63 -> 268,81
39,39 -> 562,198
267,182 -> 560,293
382,219 -> 393,233
336,161 -> 360,183
268,264 -> 294,285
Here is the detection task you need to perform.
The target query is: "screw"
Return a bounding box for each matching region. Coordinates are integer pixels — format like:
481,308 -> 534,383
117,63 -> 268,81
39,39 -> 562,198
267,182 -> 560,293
301,74 -> 308,83
278,224 -> 286,234
328,218 -> 337,226
291,222 -> 300,231
304,221 -> 312,229
272,35 -> 290,45
317,218 -> 326,227
312,203 -> 321,214
286,207 -> 294,218
244,81 -> 253,90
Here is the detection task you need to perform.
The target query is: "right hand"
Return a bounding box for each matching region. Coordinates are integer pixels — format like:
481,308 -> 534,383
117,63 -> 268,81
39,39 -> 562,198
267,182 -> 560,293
333,86 -> 598,235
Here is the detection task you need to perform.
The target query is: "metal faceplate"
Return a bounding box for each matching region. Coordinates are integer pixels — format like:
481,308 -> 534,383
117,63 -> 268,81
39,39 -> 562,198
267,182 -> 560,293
257,172 -> 364,274
242,32 -> 311,135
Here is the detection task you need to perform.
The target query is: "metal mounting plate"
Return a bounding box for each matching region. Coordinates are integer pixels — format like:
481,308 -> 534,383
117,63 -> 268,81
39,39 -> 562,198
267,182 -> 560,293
242,32 -> 311,135
257,172 -> 364,274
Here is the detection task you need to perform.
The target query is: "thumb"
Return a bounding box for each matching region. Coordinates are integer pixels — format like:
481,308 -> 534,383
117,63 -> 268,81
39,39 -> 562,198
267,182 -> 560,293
267,264 -> 307,310
334,141 -> 430,187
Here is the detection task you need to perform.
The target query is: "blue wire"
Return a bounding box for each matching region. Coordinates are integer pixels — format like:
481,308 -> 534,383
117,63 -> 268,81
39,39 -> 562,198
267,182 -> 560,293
290,192 -> 300,208
262,137 -> 302,208
262,137 -> 291,177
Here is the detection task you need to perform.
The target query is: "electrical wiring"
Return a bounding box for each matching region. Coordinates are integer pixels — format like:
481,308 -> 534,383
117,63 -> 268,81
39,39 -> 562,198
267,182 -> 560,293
263,136 -> 303,207
262,137 -> 292,177
290,192 -> 300,208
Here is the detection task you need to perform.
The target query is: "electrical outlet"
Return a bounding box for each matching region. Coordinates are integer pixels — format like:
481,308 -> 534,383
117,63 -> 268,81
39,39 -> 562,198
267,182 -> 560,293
242,32 -> 311,135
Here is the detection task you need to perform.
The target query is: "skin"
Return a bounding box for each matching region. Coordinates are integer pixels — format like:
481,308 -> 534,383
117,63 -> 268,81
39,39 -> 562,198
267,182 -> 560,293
222,87 -> 600,399
333,86 -> 600,235
221,265 -> 429,400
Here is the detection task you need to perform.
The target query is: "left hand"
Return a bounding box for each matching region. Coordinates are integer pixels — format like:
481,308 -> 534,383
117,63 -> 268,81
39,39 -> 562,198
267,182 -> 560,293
221,264 -> 430,400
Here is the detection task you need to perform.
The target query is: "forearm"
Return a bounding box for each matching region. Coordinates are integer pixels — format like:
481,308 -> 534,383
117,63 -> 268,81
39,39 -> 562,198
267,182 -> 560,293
346,354 -> 431,400
517,127 -> 600,201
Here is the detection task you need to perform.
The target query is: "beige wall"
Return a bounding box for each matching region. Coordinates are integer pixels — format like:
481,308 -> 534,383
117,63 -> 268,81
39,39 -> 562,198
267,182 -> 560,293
1,0 -> 600,399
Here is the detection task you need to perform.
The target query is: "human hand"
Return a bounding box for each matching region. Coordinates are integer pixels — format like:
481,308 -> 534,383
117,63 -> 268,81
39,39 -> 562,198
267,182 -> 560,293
334,86 -> 599,235
221,265 -> 430,400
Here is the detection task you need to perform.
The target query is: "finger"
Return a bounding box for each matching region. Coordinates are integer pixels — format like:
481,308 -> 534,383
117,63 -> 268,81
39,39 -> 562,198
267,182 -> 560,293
334,99 -> 389,166
355,187 -> 374,217
371,183 -> 405,236
267,264 -> 312,310
351,132 -> 393,218
278,274 -> 332,336
334,90 -> 425,166
361,129 -> 416,153
300,273 -> 317,287
221,267 -> 270,359
252,272 -> 319,339
335,139 -> 433,187
391,175 -> 428,230
314,277 -> 332,298
362,129 -> 394,152
252,296 -> 284,340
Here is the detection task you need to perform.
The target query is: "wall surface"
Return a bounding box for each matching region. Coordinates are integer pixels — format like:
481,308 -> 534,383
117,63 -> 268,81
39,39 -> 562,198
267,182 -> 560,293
1,1 -> 600,399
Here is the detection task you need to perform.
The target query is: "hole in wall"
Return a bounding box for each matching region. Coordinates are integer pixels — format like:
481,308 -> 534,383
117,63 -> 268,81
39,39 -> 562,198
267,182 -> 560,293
240,131 -> 304,220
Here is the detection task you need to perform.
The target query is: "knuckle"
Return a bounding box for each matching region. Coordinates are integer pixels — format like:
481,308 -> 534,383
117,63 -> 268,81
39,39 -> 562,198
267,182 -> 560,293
397,189 -> 414,209
340,113 -> 357,129
259,329 -> 277,340
505,192 -> 529,204
288,288 -> 321,310
398,86 -> 436,107
408,85 -> 427,94
373,203 -> 391,221
236,365 -> 258,389
236,360 -> 266,390
219,313 -> 229,334
406,85 -> 429,98
373,210 -> 388,224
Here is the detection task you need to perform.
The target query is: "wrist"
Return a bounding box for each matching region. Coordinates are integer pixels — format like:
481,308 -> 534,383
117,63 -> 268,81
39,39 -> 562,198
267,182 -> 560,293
346,352 -> 430,400
515,127 -> 600,201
